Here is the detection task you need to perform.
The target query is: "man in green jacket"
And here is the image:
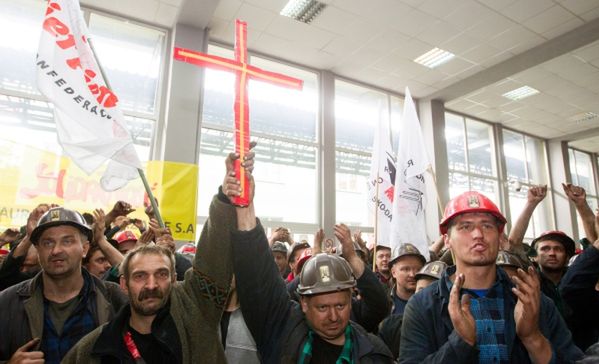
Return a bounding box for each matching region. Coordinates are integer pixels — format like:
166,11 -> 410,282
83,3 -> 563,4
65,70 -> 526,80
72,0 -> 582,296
63,151 -> 253,364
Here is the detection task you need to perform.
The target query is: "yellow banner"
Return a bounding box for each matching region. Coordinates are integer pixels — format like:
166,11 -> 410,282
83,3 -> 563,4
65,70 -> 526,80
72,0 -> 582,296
146,160 -> 198,241
0,141 -> 198,241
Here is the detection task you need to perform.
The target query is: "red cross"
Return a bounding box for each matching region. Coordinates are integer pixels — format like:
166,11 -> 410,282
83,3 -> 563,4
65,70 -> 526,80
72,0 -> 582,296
174,20 -> 303,206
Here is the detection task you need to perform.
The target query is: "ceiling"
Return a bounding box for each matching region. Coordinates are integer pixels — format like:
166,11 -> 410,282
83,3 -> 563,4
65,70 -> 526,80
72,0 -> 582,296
81,0 -> 599,152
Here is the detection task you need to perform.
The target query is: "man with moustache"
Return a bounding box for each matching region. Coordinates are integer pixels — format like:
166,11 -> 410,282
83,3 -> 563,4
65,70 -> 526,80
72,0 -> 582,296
399,191 -> 583,363
63,151 -> 251,364
0,206 -> 128,364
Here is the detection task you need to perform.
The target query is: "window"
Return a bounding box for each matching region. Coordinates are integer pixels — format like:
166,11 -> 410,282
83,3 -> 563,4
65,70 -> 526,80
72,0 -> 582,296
0,0 -> 165,230
503,130 -> 551,239
569,148 -> 598,238
445,112 -> 499,203
335,80 -> 390,227
198,45 -> 319,229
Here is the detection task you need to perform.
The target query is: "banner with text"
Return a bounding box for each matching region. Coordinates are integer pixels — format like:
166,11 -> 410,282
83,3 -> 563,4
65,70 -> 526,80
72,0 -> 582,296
0,141 -> 197,241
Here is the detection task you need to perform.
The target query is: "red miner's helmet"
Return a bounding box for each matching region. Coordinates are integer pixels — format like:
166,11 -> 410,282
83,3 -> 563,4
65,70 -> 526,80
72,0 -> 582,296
114,230 -> 138,245
439,191 -> 506,235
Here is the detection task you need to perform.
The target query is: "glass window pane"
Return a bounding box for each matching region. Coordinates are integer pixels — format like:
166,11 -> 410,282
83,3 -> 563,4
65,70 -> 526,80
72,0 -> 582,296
572,150 -> 595,195
390,96 -> 404,151
335,80 -> 388,152
202,46 -> 235,128
470,176 -> 499,206
466,118 -> 494,176
569,149 -> 579,186
0,0 -> 45,95
448,171 -> 470,199
525,136 -> 548,185
445,113 -> 466,172
197,128 -> 317,223
1,94 -> 152,161
88,13 -> 164,116
249,56 -> 318,142
336,151 -> 371,226
503,130 -> 526,182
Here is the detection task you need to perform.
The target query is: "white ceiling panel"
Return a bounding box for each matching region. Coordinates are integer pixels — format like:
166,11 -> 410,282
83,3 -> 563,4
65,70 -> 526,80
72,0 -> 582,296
500,0 -> 555,22
212,0 -> 242,21
82,0 -> 599,152
524,5 -> 576,34
234,3 -> 277,31
556,0 -> 599,16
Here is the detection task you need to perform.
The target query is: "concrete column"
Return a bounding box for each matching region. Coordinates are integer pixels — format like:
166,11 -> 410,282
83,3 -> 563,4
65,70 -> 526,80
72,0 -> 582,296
158,24 -> 208,164
320,71 -> 336,237
547,140 -> 577,237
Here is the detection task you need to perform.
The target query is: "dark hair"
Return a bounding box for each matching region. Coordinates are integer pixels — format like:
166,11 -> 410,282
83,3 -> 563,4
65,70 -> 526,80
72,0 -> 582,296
83,245 -> 102,266
119,244 -> 175,279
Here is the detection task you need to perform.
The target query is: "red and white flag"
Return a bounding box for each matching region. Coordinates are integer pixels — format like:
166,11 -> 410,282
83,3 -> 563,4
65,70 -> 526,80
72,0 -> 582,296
36,0 -> 141,191
367,111 -> 395,248
390,87 -> 431,259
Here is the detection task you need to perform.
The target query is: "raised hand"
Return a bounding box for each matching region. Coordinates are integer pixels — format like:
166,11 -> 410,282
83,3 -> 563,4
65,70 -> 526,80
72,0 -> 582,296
448,273 -> 476,346
334,223 -> 364,277
511,267 -> 542,340
222,142 -> 257,205
313,228 -> 324,254
92,209 -> 106,244
562,183 -> 587,206
26,205 -> 53,237
527,185 -> 547,204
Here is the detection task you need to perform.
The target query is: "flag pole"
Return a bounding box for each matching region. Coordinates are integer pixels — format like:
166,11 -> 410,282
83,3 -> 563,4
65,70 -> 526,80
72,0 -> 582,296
372,173 -> 379,272
87,37 -> 165,228
426,165 -> 445,215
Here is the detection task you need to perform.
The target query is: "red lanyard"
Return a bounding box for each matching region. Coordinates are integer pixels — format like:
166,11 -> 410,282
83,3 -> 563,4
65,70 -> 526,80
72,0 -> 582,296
124,331 -> 144,362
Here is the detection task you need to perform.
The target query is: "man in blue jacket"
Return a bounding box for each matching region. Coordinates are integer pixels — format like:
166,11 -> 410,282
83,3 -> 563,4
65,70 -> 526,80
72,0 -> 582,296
399,191 -> 583,363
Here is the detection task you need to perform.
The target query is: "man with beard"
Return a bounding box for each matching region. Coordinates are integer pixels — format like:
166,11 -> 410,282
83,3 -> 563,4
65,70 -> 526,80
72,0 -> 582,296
0,206 -> 128,364
399,191 -> 583,363
63,151 -> 251,364
531,230 -> 575,318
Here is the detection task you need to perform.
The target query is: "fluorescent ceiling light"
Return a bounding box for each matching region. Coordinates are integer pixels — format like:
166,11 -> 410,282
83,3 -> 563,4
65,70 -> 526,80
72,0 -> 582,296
570,111 -> 598,123
502,86 -> 540,101
413,48 -> 455,68
280,0 -> 326,24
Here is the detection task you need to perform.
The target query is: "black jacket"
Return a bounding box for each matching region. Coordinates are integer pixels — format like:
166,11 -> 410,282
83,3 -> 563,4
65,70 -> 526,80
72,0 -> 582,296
232,222 -> 393,364
560,245 -> 599,351
83,304 -> 181,364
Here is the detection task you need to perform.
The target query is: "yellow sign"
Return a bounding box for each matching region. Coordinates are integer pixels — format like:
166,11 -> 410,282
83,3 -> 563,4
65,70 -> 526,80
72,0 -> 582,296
0,141 -> 198,241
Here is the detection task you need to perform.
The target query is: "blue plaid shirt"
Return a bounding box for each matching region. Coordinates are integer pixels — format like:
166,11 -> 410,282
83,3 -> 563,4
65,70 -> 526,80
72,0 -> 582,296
40,270 -> 98,364
447,278 -> 509,363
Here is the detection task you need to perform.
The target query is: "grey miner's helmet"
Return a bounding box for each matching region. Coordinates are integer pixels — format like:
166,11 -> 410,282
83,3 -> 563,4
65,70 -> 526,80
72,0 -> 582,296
297,253 -> 356,296
30,207 -> 93,245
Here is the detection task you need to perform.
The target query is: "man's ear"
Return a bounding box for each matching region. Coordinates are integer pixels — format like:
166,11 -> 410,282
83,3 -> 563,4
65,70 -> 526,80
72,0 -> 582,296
300,296 -> 309,314
82,241 -> 90,258
119,275 -> 128,294
443,233 -> 451,250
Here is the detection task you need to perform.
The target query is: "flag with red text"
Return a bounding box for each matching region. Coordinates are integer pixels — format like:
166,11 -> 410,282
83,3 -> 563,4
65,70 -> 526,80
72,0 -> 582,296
390,87 -> 430,259
367,111 -> 395,248
36,0 -> 141,191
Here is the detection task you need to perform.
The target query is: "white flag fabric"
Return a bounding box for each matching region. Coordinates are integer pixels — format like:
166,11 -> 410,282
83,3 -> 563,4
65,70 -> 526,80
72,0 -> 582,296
390,87 -> 430,259
367,113 -> 395,248
36,0 -> 141,191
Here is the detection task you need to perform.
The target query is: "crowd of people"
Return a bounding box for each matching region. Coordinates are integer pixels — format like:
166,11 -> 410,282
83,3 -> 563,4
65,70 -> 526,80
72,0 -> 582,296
0,148 -> 598,363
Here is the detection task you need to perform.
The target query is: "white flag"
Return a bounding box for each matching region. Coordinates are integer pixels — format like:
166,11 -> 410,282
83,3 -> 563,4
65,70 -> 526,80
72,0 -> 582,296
390,87 -> 430,259
367,112 -> 395,248
36,0 -> 141,191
